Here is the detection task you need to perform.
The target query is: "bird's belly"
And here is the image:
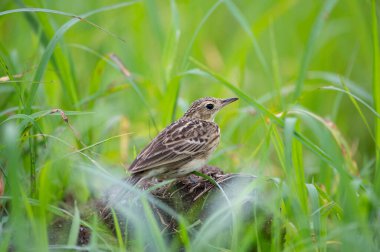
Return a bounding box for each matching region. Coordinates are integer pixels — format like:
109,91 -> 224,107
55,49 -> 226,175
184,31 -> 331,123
169,158 -> 206,177
144,159 -> 207,179
144,167 -> 168,178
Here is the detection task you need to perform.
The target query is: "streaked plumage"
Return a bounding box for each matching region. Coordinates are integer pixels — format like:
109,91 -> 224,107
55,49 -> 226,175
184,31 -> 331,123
128,97 -> 238,182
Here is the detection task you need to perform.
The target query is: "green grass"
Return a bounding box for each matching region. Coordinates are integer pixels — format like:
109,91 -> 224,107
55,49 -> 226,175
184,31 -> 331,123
0,0 -> 379,251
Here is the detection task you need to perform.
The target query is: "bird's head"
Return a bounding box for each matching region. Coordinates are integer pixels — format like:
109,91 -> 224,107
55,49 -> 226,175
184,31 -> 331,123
182,97 -> 238,121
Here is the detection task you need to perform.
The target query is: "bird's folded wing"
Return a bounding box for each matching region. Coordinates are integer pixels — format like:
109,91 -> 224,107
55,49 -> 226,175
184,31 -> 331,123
128,120 -> 218,174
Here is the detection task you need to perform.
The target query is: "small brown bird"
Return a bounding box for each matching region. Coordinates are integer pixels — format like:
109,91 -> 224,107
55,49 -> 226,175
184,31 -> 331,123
128,97 -> 238,183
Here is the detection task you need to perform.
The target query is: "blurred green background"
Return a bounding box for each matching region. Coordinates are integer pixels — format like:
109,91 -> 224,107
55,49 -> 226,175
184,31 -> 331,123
0,0 -> 379,251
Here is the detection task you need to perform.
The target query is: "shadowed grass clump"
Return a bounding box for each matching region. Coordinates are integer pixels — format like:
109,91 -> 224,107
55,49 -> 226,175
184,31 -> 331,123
0,0 -> 379,251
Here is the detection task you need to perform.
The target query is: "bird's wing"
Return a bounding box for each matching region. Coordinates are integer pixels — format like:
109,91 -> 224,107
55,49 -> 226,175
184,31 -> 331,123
128,119 -> 219,174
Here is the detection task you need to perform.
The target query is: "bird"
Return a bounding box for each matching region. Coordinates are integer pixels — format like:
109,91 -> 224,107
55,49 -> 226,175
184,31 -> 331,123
128,97 -> 238,184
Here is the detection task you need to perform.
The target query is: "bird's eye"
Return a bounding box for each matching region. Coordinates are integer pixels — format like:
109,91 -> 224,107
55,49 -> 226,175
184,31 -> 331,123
206,103 -> 214,110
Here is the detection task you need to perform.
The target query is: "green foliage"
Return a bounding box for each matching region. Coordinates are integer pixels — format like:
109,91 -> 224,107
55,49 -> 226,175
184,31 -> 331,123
0,0 -> 379,251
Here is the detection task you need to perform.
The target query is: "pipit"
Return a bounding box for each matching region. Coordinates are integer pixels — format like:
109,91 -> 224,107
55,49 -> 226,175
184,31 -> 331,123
128,97 -> 238,183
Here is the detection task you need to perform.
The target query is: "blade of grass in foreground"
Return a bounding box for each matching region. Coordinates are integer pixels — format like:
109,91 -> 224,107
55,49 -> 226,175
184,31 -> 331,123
283,117 -> 309,250
3,123 -> 28,251
141,197 -> 167,251
111,208 -> 126,250
67,204 -> 81,247
306,184 -> 323,252
372,0 -> 380,195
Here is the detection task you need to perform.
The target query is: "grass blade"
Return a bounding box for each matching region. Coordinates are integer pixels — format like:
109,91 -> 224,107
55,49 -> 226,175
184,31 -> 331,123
223,0 -> 269,75
16,1 -> 140,113
306,184 -> 322,251
320,86 -> 380,119
111,208 -> 126,251
293,0 -> 338,101
141,197 -> 167,251
67,204 -> 81,246
171,0 -> 222,122
372,0 -> 380,194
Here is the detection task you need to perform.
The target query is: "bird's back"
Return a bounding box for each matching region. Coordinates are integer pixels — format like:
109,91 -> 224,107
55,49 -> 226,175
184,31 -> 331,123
128,118 -> 220,179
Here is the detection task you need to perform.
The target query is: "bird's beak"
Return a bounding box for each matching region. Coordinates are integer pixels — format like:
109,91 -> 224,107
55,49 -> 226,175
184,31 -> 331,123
221,97 -> 239,107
